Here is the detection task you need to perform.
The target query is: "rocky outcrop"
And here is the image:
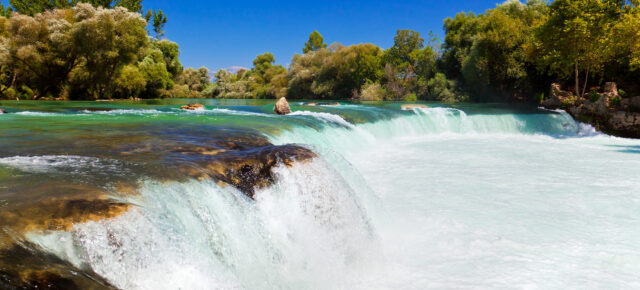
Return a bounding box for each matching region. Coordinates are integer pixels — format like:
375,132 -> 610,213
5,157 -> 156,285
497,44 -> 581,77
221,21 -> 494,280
177,144 -> 316,198
274,97 -> 291,115
401,104 -> 429,110
181,103 -> 205,110
620,96 -> 640,112
606,111 -> 640,137
542,83 -> 576,108
543,82 -> 640,138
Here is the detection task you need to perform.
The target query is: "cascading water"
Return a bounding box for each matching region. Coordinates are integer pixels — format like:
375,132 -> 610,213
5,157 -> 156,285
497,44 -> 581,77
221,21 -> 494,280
1,101 -> 639,289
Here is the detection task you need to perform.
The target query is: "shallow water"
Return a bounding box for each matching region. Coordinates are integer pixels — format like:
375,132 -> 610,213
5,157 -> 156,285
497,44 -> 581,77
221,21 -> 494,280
1,99 -> 639,289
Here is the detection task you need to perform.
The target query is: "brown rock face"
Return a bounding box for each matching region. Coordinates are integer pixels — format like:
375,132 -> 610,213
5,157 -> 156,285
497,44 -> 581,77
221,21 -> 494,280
543,83 -> 576,108
626,96 -> 640,112
181,103 -> 205,110
607,111 -> 640,137
401,104 -> 429,110
603,82 -> 618,94
274,97 -> 291,115
177,144 -> 316,198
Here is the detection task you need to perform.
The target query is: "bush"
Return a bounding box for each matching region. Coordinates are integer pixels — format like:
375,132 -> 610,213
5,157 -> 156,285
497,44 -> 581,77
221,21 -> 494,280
619,89 -> 628,98
359,82 -> 385,101
538,93 -> 545,104
404,93 -> 417,102
588,90 -> 600,103
610,96 -> 621,107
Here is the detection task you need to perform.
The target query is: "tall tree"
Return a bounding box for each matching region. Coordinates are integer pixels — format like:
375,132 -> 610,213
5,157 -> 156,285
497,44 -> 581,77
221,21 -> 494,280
534,0 -> 618,98
151,9 -> 167,39
302,30 -> 327,53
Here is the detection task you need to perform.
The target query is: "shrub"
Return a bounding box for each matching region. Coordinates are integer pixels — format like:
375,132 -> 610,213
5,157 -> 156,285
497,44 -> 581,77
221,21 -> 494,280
359,82 -> 385,101
610,96 -> 621,107
404,93 -> 417,102
619,89 -> 628,98
588,90 -> 600,103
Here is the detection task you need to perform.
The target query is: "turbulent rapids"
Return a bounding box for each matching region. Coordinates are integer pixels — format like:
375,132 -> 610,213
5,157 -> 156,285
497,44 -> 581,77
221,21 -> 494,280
1,100 -> 640,289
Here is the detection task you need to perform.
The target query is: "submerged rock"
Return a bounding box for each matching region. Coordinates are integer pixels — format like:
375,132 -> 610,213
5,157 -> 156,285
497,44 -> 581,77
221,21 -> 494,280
274,97 -> 291,115
401,104 -> 429,110
181,103 -> 205,110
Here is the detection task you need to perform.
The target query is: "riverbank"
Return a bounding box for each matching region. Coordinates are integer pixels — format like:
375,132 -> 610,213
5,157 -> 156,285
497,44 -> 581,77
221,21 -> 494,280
542,82 -> 640,138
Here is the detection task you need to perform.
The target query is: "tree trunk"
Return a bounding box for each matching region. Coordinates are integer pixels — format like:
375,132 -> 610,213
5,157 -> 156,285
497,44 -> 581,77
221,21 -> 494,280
575,61 -> 580,99
581,68 -> 590,100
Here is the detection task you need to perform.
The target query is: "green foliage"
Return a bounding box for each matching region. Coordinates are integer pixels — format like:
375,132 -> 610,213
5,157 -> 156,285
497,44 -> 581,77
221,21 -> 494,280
8,0 -> 143,15
138,47 -> 173,98
610,95 -> 621,106
442,12 -> 480,79
404,93 -> 417,102
288,43 -> 383,99
427,73 -> 457,102
151,9 -> 167,39
619,89 -> 628,98
359,82 -> 385,101
303,30 -> 327,53
175,67 -> 211,94
533,0 -> 618,98
114,64 -> 146,97
588,90 -> 600,102
386,29 -> 424,65
154,40 -> 183,77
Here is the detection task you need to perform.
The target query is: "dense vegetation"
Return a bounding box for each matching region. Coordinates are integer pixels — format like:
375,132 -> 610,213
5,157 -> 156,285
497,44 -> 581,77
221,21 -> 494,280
0,0 -> 639,102
0,0 -> 210,100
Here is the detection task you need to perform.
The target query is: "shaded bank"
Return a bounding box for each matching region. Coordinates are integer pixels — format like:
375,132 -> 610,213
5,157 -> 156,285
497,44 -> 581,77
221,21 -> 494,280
542,82 -> 640,138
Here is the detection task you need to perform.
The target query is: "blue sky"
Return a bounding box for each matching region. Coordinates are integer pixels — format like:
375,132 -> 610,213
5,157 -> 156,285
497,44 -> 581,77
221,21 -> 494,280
143,0 -> 503,71
2,0 -> 504,71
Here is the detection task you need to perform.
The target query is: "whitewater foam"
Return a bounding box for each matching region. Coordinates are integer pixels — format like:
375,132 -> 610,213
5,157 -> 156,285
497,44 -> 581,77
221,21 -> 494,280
288,110 -> 354,127
0,155 -> 126,174
28,159 -> 379,289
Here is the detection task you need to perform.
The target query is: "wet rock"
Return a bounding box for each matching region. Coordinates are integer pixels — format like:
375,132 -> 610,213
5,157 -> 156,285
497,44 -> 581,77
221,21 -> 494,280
303,102 -> 340,106
606,111 -> 640,138
274,97 -> 291,115
0,197 -> 131,233
0,109 -> 6,114
181,103 -> 205,110
179,144 -> 317,198
0,242 -> 115,290
401,104 -> 429,110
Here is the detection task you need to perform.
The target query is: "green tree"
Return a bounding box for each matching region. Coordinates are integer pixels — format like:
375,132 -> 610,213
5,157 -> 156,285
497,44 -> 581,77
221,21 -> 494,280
386,29 -> 424,65
461,0 -> 547,100
138,47 -> 173,98
69,4 -> 149,98
176,67 -> 211,92
302,30 -> 327,53
150,9 -> 167,39
114,64 -> 146,97
441,12 -> 480,79
534,0 -> 618,98
153,39 -> 183,78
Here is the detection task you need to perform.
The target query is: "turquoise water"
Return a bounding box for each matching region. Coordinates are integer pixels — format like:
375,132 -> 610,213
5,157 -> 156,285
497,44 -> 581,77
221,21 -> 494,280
1,100 -> 639,289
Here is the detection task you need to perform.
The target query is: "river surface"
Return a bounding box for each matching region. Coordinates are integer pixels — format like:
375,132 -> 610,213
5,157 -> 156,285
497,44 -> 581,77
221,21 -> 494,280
0,99 -> 639,289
